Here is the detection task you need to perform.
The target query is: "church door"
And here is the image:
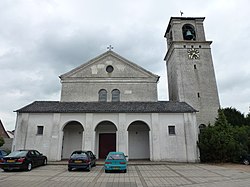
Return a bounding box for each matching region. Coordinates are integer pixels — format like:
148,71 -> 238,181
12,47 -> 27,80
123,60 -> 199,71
99,133 -> 116,159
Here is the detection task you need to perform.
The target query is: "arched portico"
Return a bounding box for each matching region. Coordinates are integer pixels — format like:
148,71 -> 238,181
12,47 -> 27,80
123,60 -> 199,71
95,121 -> 117,159
62,121 -> 84,159
127,121 -> 150,160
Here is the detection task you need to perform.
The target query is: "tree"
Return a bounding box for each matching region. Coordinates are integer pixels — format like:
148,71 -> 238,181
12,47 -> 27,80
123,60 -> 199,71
198,109 -> 245,162
246,113 -> 250,126
0,136 -> 4,147
222,107 -> 246,126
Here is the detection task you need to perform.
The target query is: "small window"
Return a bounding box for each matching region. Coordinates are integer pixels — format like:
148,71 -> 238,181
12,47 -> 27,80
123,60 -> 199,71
37,126 -> 44,135
197,92 -> 200,98
106,65 -> 114,73
99,89 -> 107,102
168,126 -> 176,135
112,89 -> 120,102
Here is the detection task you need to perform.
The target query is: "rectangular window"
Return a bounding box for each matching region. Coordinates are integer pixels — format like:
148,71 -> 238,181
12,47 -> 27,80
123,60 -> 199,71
168,126 -> 176,135
37,126 -> 44,135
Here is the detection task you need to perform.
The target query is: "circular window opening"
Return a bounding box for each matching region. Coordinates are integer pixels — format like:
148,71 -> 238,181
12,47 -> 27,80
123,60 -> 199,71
106,65 -> 114,73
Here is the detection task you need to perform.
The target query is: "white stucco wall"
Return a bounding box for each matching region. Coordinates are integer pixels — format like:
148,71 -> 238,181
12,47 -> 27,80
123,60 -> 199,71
13,112 -> 199,162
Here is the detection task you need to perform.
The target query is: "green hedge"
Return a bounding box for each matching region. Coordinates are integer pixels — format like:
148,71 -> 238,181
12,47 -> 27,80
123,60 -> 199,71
197,109 -> 250,163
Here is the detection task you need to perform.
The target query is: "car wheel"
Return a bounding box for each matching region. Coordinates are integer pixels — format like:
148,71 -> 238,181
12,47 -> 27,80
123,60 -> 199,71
87,164 -> 91,172
243,159 -> 249,165
27,162 -> 32,171
105,170 -> 108,173
3,169 -> 9,172
124,169 -> 127,173
68,167 -> 72,171
93,162 -> 96,167
43,158 -> 47,166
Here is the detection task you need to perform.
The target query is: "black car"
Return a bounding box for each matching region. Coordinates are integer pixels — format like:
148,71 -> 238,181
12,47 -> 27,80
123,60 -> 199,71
0,149 -> 8,159
68,150 -> 96,171
0,150 -> 47,171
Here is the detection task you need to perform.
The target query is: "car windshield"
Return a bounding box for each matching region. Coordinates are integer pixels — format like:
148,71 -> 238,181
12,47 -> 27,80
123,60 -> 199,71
108,154 -> 125,160
7,150 -> 28,157
71,152 -> 88,159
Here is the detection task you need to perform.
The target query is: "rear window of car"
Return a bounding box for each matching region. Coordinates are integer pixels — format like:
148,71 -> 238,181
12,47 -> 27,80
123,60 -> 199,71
107,154 -> 125,160
70,152 -> 88,159
7,151 -> 28,157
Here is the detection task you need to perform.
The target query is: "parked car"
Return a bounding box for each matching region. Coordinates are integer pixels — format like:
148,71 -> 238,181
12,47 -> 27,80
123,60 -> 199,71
68,150 -> 96,171
0,149 -> 8,159
241,154 -> 250,165
0,150 -> 47,172
104,152 -> 127,173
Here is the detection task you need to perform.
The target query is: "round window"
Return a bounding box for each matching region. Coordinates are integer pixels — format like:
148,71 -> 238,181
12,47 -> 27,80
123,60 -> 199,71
106,65 -> 114,73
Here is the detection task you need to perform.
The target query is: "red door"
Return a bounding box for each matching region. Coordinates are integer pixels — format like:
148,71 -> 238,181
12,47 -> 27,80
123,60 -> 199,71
99,133 -> 116,159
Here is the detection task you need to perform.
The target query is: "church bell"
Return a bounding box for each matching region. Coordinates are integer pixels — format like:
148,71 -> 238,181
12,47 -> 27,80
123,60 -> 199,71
185,30 -> 194,40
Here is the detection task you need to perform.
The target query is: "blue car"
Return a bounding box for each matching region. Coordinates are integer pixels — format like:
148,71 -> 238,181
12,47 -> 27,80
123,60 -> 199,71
104,152 -> 127,173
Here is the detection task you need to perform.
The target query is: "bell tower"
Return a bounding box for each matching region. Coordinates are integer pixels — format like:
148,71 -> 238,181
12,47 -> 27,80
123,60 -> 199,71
164,17 -> 220,126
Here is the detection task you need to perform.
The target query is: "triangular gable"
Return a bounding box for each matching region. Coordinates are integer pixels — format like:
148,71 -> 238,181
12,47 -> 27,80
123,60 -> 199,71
0,120 -> 10,138
60,51 -> 159,82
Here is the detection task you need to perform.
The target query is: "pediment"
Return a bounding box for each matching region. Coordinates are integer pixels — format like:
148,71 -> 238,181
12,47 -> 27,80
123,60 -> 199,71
60,51 -> 159,82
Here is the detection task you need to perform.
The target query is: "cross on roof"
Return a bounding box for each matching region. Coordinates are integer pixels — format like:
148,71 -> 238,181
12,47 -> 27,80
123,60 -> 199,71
107,45 -> 114,51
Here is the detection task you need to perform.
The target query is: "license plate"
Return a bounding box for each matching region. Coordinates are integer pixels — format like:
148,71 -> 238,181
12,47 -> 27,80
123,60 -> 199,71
113,167 -> 120,170
74,160 -> 82,163
7,160 -> 15,163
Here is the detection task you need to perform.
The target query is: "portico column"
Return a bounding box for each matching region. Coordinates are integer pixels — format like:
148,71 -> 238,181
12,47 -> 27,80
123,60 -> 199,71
151,113 -> 161,161
117,113 -> 127,155
50,113 -> 61,161
84,113 -> 94,151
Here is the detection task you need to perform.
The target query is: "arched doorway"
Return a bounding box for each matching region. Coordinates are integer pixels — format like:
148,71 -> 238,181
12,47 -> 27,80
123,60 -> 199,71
62,121 -> 84,159
95,121 -> 117,159
127,121 -> 150,159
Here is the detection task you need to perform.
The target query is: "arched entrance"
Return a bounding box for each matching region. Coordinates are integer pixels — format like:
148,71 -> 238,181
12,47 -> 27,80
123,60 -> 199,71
95,121 -> 117,159
127,121 -> 150,159
62,121 -> 84,159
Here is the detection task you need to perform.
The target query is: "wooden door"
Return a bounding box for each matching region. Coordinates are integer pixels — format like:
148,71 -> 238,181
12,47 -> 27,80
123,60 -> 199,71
99,133 -> 116,159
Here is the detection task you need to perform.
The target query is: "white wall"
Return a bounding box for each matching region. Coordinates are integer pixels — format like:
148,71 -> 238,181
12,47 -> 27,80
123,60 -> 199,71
13,112 -> 199,162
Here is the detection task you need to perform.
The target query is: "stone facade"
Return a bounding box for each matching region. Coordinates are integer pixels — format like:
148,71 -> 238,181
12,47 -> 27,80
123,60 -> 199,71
60,52 -> 159,102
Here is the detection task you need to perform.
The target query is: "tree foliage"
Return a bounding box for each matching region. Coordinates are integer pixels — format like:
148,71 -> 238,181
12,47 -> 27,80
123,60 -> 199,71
222,107 -> 246,126
0,136 -> 4,147
198,108 -> 250,163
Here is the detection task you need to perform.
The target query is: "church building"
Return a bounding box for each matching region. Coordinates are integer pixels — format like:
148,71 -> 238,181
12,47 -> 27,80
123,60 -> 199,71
12,17 -> 219,162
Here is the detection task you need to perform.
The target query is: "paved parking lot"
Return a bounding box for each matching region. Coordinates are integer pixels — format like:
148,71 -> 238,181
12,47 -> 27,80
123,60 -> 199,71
0,164 -> 250,187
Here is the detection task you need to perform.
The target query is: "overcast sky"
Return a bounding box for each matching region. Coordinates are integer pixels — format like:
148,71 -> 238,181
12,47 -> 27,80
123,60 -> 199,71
1,0 -> 250,130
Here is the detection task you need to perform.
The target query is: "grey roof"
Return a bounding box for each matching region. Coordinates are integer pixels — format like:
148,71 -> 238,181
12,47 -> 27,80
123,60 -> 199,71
15,101 -> 197,113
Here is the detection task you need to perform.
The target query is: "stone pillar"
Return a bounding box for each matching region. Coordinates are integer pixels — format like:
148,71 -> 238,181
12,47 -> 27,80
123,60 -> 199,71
183,113 -> 199,162
13,113 -> 29,150
84,113 -> 94,151
117,113 -> 127,154
151,113 -> 161,161
49,113 -> 61,161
